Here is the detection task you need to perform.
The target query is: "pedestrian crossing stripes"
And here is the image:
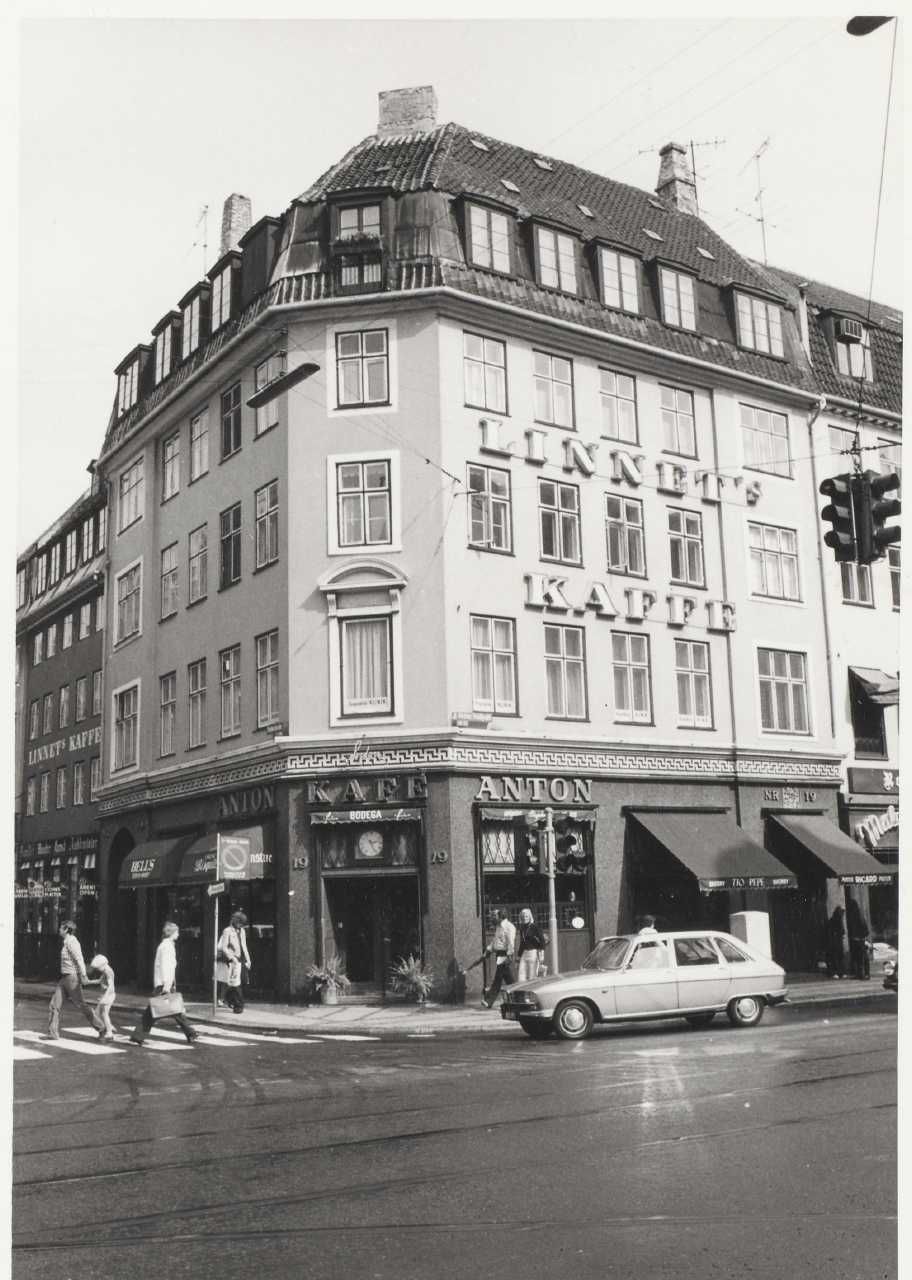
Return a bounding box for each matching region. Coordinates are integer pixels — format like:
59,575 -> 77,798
13,1023 -> 357,1061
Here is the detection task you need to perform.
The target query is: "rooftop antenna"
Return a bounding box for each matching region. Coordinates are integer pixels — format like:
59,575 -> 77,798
638,137 -> 726,215
192,204 -> 209,277
740,138 -> 771,263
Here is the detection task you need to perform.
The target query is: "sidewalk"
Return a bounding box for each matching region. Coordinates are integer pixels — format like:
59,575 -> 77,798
14,972 -> 893,1038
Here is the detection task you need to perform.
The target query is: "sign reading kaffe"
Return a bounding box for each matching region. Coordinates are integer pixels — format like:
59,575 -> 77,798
306,776 -> 428,805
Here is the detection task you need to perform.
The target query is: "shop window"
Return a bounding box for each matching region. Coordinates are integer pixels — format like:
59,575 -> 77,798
849,671 -> 887,759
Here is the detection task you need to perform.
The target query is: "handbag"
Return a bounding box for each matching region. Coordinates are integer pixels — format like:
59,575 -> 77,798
149,990 -> 185,1019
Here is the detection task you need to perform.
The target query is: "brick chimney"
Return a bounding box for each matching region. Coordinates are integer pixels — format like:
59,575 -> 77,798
656,142 -> 698,216
377,86 -> 438,137
220,193 -> 252,256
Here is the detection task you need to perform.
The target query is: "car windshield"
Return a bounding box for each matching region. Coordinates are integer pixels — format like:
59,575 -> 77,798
582,938 -> 631,971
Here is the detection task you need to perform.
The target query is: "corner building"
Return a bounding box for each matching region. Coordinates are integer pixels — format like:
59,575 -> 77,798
95,86 -> 897,997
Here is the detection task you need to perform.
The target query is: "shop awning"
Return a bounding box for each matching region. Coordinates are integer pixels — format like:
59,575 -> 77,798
849,666 -> 899,707
118,837 -> 189,887
769,814 -> 897,885
178,826 -> 273,882
631,811 -> 798,893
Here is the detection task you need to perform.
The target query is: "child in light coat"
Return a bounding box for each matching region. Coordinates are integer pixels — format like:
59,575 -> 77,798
87,954 -> 116,1041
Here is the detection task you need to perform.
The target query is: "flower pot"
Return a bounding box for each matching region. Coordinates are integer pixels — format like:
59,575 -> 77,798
320,985 -> 339,1005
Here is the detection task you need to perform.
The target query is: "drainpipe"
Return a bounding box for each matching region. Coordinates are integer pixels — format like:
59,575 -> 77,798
707,390 -> 741,826
806,396 -> 837,738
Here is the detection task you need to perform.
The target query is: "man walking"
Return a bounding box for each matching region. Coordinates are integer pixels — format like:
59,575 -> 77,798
130,922 -> 198,1046
482,908 -> 516,1008
48,920 -> 104,1039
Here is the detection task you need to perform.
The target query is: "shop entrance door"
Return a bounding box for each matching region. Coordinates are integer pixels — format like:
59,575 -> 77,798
325,876 -> 420,993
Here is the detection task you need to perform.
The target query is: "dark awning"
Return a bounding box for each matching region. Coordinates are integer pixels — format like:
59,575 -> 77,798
631,811 -> 797,893
118,837 -> 189,887
849,666 -> 899,707
770,814 -> 897,885
177,826 -> 273,882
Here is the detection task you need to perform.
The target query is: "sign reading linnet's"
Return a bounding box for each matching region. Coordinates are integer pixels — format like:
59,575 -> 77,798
475,775 -> 592,804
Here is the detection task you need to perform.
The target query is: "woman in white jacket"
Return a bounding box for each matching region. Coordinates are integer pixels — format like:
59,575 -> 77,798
130,922 -> 199,1046
216,911 -> 251,1014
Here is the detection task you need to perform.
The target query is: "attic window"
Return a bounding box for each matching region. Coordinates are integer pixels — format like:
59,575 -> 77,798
577,204 -> 595,219
735,293 -> 784,358
470,138 -> 490,152
117,361 -> 139,417
696,247 -> 715,260
642,228 -> 663,242
500,178 -> 520,193
533,157 -> 554,171
834,322 -> 874,381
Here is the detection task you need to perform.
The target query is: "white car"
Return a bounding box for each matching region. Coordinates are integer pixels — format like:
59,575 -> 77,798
501,929 -> 788,1040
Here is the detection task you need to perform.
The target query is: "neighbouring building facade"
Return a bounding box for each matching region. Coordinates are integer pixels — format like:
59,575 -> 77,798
14,483 -> 107,977
63,86 -> 900,999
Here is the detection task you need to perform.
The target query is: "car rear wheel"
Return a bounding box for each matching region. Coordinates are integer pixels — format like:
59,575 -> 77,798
684,1012 -> 715,1029
727,995 -> 764,1027
519,1019 -> 552,1040
554,1000 -> 594,1041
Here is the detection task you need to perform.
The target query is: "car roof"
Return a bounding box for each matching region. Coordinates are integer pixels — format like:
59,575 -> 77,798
599,930 -> 744,943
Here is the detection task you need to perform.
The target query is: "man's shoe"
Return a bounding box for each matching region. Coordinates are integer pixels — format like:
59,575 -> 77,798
129,1038 -> 145,1047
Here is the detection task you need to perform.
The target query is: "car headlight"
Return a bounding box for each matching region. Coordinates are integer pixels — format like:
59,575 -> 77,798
511,990 -> 539,1006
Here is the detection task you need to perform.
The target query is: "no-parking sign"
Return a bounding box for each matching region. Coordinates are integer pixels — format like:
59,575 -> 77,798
219,835 -> 251,880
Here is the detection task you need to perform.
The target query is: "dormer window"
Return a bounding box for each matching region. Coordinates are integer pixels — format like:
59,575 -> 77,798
535,226 -> 577,294
117,361 -> 139,417
181,296 -> 200,359
339,204 -> 380,240
467,203 -> 510,274
735,292 -> 784,358
659,267 -> 696,331
598,247 -> 640,314
209,263 -> 234,332
835,320 -> 874,380
154,326 -> 172,384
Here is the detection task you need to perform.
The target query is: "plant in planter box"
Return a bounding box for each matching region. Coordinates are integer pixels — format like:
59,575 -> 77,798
306,954 -> 351,1005
388,954 -> 434,1003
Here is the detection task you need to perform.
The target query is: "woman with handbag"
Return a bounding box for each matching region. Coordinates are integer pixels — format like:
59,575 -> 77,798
130,922 -> 199,1046
516,908 -> 548,983
216,911 -> 251,1014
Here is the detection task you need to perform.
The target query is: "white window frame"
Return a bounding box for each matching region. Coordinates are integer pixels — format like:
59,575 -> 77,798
256,630 -> 280,729
674,639 -> 713,729
118,455 -> 144,532
321,564 -> 405,727
62,615 -> 73,649
660,267 -> 696,331
840,560 -> 874,607
46,623 -> 57,659
611,631 -> 652,724
188,525 -> 208,604
327,318 -> 397,416
181,295 -> 201,360
189,408 -> 209,481
756,645 -> 811,736
467,462 -> 512,554
114,557 -> 143,645
90,757 -> 101,800
154,325 -> 172,384
255,480 -> 280,568
463,332 -> 507,413
254,353 -> 287,436
599,369 -> 638,444
64,530 -> 78,574
532,350 -> 574,428
39,771 -> 50,813
111,679 -> 141,774
160,543 -> 179,618
210,265 -> 232,332
735,293 -> 784,358
78,602 -> 92,639
75,676 -> 88,722
539,479 -> 582,566
219,644 -> 242,738
97,507 -> 107,550
747,521 -> 800,601
73,761 -> 85,806
117,361 -> 139,416
162,431 -> 180,501
49,544 -> 61,585
26,777 -> 36,816
92,670 -> 102,716
835,328 -> 873,380
660,384 -> 696,457
544,623 -> 588,721
889,546 -> 900,610
43,693 -> 53,735
17,566 -> 27,607
535,225 -> 577,294
33,632 -> 44,665
668,508 -> 705,588
605,493 -> 646,577
470,615 -> 518,715
327,450 -> 401,555
188,658 -> 207,749
338,203 -> 381,239
160,672 -> 176,757
599,247 -> 640,314
468,203 -> 511,274
81,517 -> 94,563
56,767 -> 67,810
29,700 -> 40,739
741,403 -> 791,478
58,684 -> 70,728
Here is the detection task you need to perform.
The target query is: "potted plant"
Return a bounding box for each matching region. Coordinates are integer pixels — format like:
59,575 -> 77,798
306,954 -> 351,1005
388,954 -> 434,1004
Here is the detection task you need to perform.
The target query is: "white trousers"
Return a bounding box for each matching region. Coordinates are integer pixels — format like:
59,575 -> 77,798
517,951 -> 543,983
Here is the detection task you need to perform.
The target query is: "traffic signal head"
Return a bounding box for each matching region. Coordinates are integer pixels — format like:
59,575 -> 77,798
515,830 -> 540,876
555,832 -> 588,874
866,471 -> 901,562
819,473 -> 856,563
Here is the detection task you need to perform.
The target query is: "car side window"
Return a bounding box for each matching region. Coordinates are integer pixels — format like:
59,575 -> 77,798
716,937 -> 749,963
673,937 -> 721,967
629,940 -> 669,970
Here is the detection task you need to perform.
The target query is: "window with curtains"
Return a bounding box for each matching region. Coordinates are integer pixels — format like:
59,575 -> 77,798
535,226 -> 577,294
161,543 -> 179,618
79,602 -> 92,639
748,522 -> 799,600
464,332 -> 507,413
39,772 -> 50,813
188,659 -> 207,748
757,648 -> 809,734
660,385 -> 696,456
33,632 -> 43,665
219,645 -> 241,738
113,685 -> 139,770
29,700 -> 40,740
611,632 -> 652,723
43,693 -> 53,735
256,481 -> 280,567
162,432 -> 180,501
599,247 -> 639,313
741,403 -> 790,477
189,525 -> 208,603
605,494 -> 645,576
62,615 -> 73,649
340,617 -> 393,715
46,623 -> 57,658
256,630 -> 279,728
336,462 -> 389,548
544,623 -> 587,720
335,330 -> 389,408
659,267 -> 696,331
470,615 -> 517,715
56,767 -> 67,810
467,463 -> 512,553
160,672 -> 176,756
533,351 -> 573,428
58,685 -> 70,729
599,369 -> 638,443
539,479 -> 581,565
668,509 -> 704,587
73,762 -> 85,806
674,639 -> 712,729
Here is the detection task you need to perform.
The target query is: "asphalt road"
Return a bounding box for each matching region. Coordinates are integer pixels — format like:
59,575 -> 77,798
12,996 -> 896,1280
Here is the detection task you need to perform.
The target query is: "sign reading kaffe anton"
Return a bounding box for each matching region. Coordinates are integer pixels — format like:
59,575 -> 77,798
475,776 -> 592,804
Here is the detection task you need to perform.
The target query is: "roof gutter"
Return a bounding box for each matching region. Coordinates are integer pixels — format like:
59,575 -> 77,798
815,391 -> 902,425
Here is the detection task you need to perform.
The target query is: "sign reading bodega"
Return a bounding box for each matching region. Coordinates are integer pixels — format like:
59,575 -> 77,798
475,775 -> 592,804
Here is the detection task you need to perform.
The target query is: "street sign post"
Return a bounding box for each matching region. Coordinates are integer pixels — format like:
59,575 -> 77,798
207,881 -> 226,897
212,834 -> 222,1017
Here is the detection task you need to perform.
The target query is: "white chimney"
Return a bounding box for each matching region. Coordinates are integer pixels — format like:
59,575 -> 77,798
377,86 -> 438,138
656,143 -> 698,216
220,193 -> 252,256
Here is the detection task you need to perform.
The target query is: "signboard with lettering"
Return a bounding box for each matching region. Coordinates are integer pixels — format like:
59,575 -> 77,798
306,776 -> 428,806
847,768 -> 899,796
852,805 -> 900,852
699,875 -> 795,893
475,775 -> 593,805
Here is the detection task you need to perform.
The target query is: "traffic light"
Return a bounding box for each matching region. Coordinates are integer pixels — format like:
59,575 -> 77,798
555,832 -> 588,874
515,830 -> 540,876
819,473 -> 857,563
854,470 -> 901,565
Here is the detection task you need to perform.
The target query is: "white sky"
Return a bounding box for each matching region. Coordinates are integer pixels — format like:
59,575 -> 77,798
13,15 -> 904,551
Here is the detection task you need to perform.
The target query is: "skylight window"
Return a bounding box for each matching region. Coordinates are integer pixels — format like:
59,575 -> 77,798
648,198 -> 665,210
577,204 -> 595,218
642,228 -> 664,242
696,247 -> 715,260
533,157 -> 554,171
470,138 -> 490,152
500,178 -> 520,193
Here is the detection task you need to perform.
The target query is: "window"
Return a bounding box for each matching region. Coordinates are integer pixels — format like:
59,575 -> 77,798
56,768 -> 67,809
741,404 -> 790,477
97,508 -> 107,550
162,432 -> 180,500
668,509 -> 704,586
92,670 -> 102,716
188,659 -> 207,748
117,361 -> 139,416
849,671 -> 887,758
254,353 -> 287,435
836,327 -> 873,380
335,463 -> 389,549
73,762 -> 85,806
160,543 -> 179,618
46,623 -> 57,659
81,517 -> 94,562
115,564 -> 141,642
544,624 -> 587,719
79,602 -> 92,639
33,632 -> 44,665
464,333 -> 507,413
535,226 -> 577,294
336,331 -> 388,408
188,526 -> 208,603
533,351 -> 573,428
118,458 -> 144,531
90,757 -> 101,800
75,677 -> 88,722
339,203 -> 380,239
840,560 -> 873,606
748,522 -> 799,600
599,247 -> 639,313
65,530 -> 78,574
113,684 -> 139,770
29,700 -> 39,740
673,937 -> 720,967
599,370 -> 637,443
675,639 -> 712,728
219,645 -> 242,737
250,480 -> 280,568
62,615 -> 73,649
735,293 -> 784,357
58,685 -> 70,728
26,777 -> 36,816
210,265 -> 232,331
17,567 -> 26,608
219,503 -> 242,588
468,203 -> 510,273
256,630 -> 279,728
660,267 -> 696,331
470,615 -> 517,714
39,772 -> 50,813
539,480 -> 581,565
337,255 -> 382,289
612,632 -> 652,723
220,383 -> 242,459
154,325 -> 172,384
49,544 -> 60,585
181,295 -> 201,359
605,494 -> 645,576
758,648 -> 809,734
716,937 -> 749,963
660,385 -> 696,456
629,940 -> 669,970
43,693 -> 53,735
160,672 -> 176,756
879,439 -> 902,493
189,409 -> 209,481
467,464 -> 512,553
889,547 -> 900,609
340,617 -> 392,715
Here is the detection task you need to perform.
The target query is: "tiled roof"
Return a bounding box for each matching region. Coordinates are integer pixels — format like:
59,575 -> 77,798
16,548 -> 105,631
763,264 -> 902,333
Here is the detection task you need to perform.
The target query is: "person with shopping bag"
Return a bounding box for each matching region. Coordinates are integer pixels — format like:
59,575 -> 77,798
516,908 -> 548,983
216,911 -> 251,1014
130,921 -> 198,1046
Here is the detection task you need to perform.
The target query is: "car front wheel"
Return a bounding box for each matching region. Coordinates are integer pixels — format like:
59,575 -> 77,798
727,995 -> 764,1027
685,1012 -> 715,1029
519,1018 -> 552,1040
554,1000 -> 594,1040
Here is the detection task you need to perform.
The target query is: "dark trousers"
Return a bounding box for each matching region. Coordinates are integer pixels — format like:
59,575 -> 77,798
132,1006 -> 197,1043
486,955 -> 515,1004
224,985 -> 244,1013
849,937 -> 870,979
826,940 -> 845,977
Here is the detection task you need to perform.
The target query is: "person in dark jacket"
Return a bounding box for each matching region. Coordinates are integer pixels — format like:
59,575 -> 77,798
516,908 -> 547,982
845,898 -> 870,980
826,906 -> 847,979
